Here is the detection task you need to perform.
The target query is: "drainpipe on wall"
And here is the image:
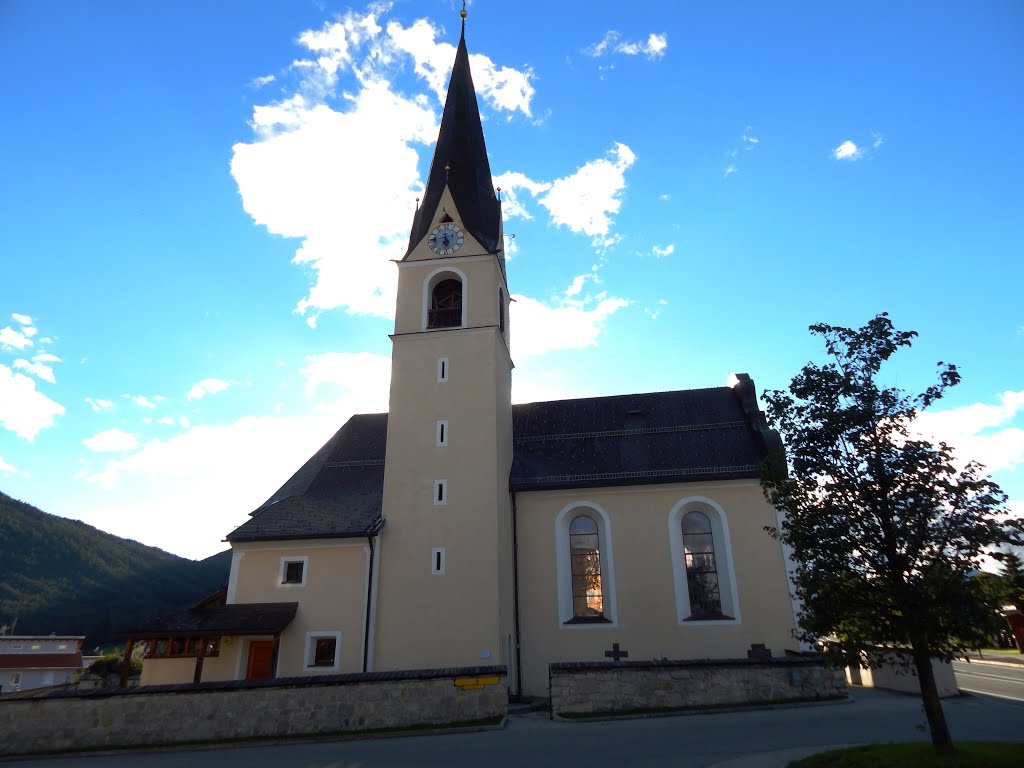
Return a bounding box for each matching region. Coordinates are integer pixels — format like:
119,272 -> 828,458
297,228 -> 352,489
511,491 -> 523,697
363,534 -> 376,673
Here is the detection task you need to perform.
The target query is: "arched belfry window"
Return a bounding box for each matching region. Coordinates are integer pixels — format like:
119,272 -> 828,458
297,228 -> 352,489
569,515 -> 605,621
429,279 -> 462,328
682,511 -> 723,618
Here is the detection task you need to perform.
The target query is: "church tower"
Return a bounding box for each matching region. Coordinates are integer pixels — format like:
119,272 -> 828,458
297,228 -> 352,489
373,13 -> 515,674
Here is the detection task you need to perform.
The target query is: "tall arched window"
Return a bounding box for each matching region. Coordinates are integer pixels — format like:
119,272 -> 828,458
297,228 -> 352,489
682,511 -> 723,618
428,279 -> 462,328
569,515 -> 604,620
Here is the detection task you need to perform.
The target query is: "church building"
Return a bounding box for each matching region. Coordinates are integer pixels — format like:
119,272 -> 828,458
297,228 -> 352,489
135,15 -> 798,699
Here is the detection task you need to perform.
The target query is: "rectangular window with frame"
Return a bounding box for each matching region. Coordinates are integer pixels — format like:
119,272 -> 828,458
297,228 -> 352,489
431,547 -> 446,575
304,631 -> 341,670
279,556 -> 308,586
436,420 -> 448,446
434,479 -> 447,505
437,357 -> 448,382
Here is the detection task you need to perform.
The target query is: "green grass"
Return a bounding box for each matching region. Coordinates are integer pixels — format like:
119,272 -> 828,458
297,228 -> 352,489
980,647 -> 1022,656
788,742 -> 1024,767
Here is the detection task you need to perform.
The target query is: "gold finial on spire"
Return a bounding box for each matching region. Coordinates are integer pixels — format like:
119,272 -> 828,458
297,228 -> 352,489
460,1 -> 467,21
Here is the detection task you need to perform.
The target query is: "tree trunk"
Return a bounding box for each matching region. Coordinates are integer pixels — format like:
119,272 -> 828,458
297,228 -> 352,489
911,642 -> 954,754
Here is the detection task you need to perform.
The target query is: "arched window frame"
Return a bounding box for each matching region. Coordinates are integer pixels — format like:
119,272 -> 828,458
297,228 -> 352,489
422,267 -> 468,330
554,502 -> 617,628
668,497 -> 741,625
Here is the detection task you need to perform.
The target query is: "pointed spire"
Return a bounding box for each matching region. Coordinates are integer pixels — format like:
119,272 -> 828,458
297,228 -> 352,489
406,9 -> 500,256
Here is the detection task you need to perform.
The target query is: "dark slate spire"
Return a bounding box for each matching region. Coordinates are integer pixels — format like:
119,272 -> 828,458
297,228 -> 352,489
406,19 -> 500,256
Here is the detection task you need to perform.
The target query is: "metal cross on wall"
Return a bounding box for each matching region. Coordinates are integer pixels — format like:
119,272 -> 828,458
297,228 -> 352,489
604,643 -> 629,663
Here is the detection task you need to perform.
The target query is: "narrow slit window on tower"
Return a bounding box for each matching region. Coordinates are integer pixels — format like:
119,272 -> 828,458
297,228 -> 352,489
434,479 -> 448,505
498,288 -> 505,333
431,547 -> 446,575
436,420 -> 448,446
428,279 -> 462,328
438,357 -> 448,382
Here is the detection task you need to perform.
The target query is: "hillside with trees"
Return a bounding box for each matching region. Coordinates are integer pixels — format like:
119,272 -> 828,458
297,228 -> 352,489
0,491 -> 230,650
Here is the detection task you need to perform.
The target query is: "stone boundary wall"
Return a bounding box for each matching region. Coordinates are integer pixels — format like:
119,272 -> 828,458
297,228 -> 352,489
0,665 -> 507,757
549,657 -> 845,717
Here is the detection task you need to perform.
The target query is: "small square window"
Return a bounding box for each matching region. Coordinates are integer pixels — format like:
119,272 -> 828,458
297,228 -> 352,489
313,637 -> 336,666
305,631 -> 341,670
280,556 -> 308,586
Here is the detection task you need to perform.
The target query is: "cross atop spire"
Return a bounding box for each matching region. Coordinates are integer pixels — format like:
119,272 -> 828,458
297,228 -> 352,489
405,13 -> 501,257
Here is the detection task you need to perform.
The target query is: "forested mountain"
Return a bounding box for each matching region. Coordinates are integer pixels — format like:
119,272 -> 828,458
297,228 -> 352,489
0,491 -> 230,650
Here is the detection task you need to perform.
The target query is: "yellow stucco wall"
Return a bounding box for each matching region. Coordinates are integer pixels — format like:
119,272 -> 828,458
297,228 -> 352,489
515,479 -> 798,697
230,540 -> 371,677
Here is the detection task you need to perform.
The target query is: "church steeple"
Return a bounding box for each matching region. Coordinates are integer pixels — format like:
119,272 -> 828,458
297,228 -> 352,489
406,16 -> 501,256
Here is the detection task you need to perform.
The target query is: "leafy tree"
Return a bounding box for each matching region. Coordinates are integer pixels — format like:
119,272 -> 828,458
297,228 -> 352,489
760,313 -> 1022,754
1001,551 -> 1024,605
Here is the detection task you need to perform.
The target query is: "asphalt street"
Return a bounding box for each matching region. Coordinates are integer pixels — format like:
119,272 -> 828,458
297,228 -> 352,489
3,679 -> 1023,768
953,658 -> 1024,702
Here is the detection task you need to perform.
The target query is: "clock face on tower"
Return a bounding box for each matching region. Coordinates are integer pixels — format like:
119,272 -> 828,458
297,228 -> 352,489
427,223 -> 465,255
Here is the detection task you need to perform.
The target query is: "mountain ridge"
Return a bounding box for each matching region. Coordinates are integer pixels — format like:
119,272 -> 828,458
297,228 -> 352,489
0,490 -> 230,649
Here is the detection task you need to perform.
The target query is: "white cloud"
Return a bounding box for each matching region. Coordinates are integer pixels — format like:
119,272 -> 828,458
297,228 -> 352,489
32,352 -> 61,363
652,244 -> 675,258
187,378 -> 232,401
0,364 -> 65,440
85,397 -> 114,413
913,390 -> 1024,474
0,326 -> 33,351
585,31 -> 668,60
13,359 -> 56,384
300,351 -> 392,411
538,143 -> 636,237
512,293 -> 629,358
11,313 -> 32,325
124,394 -> 163,409
0,455 -> 25,476
386,19 -> 535,116
83,428 -> 140,453
493,171 -> 551,221
832,140 -> 863,161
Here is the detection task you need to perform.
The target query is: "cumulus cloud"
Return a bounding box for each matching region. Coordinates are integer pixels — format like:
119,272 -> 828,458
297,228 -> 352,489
0,364 -> 65,439
123,394 -> 164,409
85,397 -> 114,413
585,31 -> 668,60
832,140 -> 863,161
83,428 -> 140,453
187,378 -> 232,401
231,12 -> 535,323
493,171 -> 551,220
12,359 -> 55,383
0,326 -> 33,351
913,390 -> 1024,475
537,143 -> 636,237
652,244 -> 675,258
512,293 -> 629,359
0,455 -> 25,476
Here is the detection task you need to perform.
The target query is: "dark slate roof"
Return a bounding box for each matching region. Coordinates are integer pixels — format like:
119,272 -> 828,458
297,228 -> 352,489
224,377 -> 782,543
405,26 -> 501,256
226,413 -> 387,543
127,602 -> 298,638
510,376 -> 782,491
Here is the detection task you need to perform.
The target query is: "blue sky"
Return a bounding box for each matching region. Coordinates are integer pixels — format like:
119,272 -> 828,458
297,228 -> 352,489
1,0 -> 1022,560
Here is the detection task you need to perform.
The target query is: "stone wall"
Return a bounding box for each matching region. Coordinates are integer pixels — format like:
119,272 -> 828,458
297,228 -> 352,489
0,666 -> 506,757
549,657 -> 845,717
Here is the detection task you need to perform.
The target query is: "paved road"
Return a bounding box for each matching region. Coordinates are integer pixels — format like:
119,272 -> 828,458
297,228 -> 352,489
4,687 -> 1022,768
953,658 -> 1024,702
